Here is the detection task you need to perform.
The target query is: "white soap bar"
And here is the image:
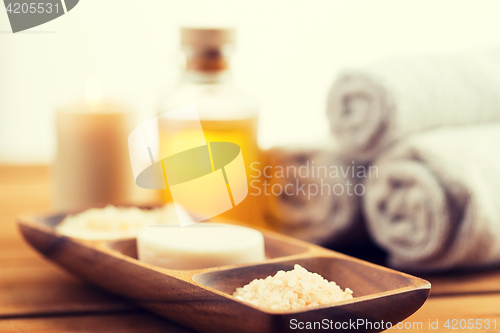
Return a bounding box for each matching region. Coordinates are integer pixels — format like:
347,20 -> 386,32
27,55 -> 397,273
137,223 -> 265,270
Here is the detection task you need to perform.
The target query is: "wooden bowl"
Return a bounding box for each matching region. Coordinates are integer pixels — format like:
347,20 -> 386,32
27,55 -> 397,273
18,212 -> 430,333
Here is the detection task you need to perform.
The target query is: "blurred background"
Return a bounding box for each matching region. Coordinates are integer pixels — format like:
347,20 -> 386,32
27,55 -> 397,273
2,0 -> 500,163
3,2 -> 500,330
3,0 -> 500,272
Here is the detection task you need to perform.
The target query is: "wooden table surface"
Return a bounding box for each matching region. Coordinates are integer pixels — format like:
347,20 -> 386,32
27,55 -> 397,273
1,165 -> 499,332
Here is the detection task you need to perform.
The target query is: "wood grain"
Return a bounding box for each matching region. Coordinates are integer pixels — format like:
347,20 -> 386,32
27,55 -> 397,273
2,165 -> 500,332
0,265 -> 134,318
399,294 -> 500,332
0,165 -> 133,317
0,311 -> 196,333
18,213 -> 431,333
425,269 -> 500,296
2,165 -> 500,296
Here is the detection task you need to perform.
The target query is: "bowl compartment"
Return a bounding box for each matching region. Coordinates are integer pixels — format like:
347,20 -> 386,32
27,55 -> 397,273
105,232 -> 310,263
193,256 -> 420,298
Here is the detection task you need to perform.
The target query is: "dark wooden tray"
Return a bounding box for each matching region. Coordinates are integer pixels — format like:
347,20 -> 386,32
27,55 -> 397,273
18,212 -> 430,333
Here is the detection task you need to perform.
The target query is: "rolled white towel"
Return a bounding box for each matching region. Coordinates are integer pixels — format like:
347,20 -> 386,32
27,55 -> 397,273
364,124 -> 500,272
263,143 -> 366,246
327,49 -> 500,161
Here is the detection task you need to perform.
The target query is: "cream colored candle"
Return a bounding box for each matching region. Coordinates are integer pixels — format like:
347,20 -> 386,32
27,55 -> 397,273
137,223 -> 265,270
55,101 -> 137,211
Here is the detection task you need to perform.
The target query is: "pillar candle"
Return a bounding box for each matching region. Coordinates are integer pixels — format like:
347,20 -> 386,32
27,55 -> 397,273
55,102 -> 137,211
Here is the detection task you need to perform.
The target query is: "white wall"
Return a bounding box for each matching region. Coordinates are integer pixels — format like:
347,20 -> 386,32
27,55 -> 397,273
1,0 -> 500,163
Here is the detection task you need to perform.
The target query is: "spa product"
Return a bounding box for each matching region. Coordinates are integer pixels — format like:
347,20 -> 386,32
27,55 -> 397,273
55,101 -> 137,211
364,124 -> 500,272
158,27 -> 260,225
326,49 -> 500,161
233,264 -> 353,311
56,204 -> 184,240
137,223 -> 265,270
264,143 -> 365,246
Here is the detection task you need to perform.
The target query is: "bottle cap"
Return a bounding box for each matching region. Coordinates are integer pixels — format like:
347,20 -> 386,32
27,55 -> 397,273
181,27 -> 236,49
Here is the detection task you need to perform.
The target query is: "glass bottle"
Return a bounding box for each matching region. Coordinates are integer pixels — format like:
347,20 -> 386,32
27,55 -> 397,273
158,27 -> 260,225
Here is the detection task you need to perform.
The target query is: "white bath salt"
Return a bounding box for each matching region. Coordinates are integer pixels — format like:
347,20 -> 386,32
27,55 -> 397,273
233,264 -> 353,311
56,204 -> 191,240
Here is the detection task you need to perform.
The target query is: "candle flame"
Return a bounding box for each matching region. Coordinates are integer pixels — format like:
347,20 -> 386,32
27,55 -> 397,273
85,74 -> 102,111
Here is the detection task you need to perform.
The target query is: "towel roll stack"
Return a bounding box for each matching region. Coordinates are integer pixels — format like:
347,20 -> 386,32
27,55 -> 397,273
263,144 -> 365,246
268,49 -> 500,271
327,50 -> 500,161
363,125 -> 500,272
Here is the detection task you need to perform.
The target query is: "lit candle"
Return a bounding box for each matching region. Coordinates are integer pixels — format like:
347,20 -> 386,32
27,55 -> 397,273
54,77 -> 138,211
